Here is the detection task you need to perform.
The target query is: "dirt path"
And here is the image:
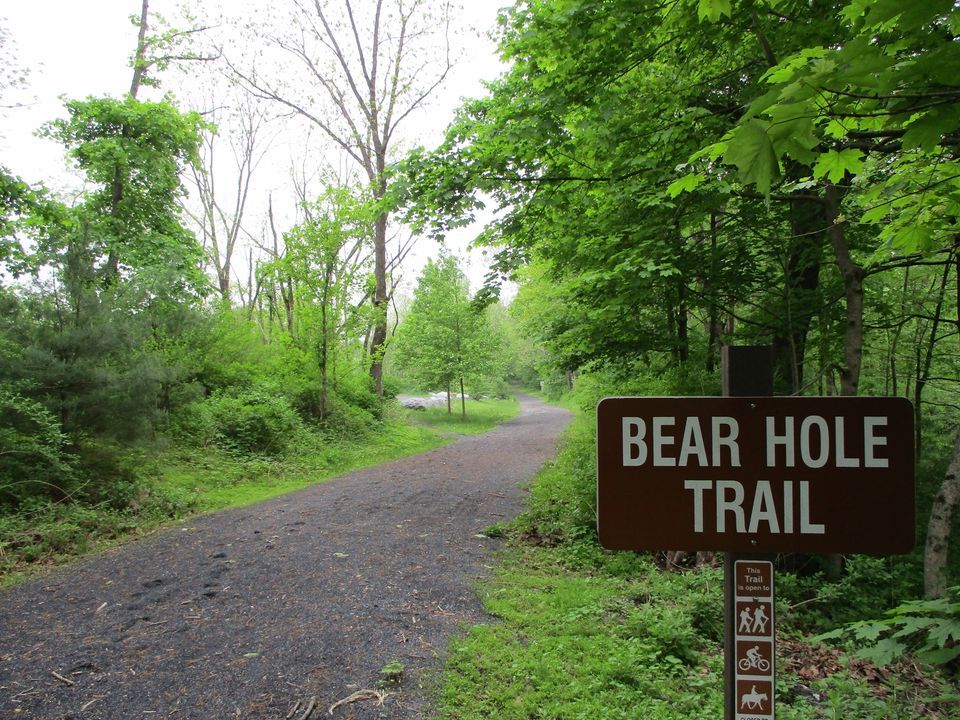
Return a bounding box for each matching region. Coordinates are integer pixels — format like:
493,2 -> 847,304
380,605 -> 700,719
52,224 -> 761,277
0,394 -> 570,719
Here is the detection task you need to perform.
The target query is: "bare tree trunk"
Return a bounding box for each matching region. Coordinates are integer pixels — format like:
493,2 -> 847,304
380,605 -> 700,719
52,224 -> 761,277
925,431 -> 960,598
460,376 -> 466,418
130,0 -> 150,99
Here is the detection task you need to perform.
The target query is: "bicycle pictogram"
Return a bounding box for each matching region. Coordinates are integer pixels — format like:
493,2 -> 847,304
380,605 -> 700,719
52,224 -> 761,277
737,645 -> 771,672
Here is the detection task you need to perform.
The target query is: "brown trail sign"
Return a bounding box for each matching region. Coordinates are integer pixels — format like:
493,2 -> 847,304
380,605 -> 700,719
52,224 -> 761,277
596,396 -> 915,554
596,348 -> 916,720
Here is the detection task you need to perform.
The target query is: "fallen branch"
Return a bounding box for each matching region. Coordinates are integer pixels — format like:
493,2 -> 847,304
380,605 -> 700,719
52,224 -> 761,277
50,671 -> 75,686
327,689 -> 385,715
294,696 -> 316,720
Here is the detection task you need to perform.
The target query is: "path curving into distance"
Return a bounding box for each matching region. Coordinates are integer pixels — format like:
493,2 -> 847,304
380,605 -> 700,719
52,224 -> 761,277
0,393 -> 571,719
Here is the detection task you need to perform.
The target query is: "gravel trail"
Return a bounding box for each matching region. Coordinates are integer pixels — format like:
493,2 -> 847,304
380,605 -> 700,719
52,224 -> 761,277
0,394 -> 570,719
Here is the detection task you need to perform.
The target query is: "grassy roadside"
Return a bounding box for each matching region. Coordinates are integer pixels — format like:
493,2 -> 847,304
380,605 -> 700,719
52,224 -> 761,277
433,408 -> 958,720
409,396 -> 520,435
0,397 -> 521,586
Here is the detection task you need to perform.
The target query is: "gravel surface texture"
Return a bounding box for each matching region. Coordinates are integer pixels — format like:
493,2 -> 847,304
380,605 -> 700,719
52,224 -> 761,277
0,394 -> 570,720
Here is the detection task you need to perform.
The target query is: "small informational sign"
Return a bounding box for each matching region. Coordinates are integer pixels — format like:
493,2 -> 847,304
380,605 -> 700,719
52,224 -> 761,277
734,560 -> 774,720
596,396 -> 915,554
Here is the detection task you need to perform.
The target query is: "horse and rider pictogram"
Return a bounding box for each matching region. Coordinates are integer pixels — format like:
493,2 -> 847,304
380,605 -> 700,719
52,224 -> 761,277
736,679 -> 773,715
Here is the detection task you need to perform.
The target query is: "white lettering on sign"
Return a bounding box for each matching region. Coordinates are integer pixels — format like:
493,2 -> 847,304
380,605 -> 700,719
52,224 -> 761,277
652,417 -> 674,466
622,417 -> 647,466
764,415 -> 890,468
683,480 -> 825,535
621,416 -> 741,468
864,416 -> 889,468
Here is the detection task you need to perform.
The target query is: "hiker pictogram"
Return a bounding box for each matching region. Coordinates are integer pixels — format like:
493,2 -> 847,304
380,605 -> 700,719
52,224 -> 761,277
736,601 -> 771,636
751,603 -> 769,633
736,602 -> 771,636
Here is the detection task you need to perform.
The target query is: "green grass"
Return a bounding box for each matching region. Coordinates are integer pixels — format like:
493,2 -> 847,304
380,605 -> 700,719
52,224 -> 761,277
159,419 -> 445,513
410,396 -> 520,435
439,548 -> 725,720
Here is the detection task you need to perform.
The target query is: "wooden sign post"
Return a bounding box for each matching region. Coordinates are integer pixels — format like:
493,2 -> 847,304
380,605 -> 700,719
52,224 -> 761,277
595,346 -> 916,720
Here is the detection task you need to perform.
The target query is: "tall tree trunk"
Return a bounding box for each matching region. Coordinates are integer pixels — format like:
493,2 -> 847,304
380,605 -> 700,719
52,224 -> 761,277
320,266 -> 331,418
925,431 -> 960,598
824,182 -> 861,581
104,0 -> 149,286
888,267 -> 911,396
460,376 -> 466,418
677,279 -> 689,363
706,211 -> 720,372
130,0 -> 150,99
369,173 -> 389,395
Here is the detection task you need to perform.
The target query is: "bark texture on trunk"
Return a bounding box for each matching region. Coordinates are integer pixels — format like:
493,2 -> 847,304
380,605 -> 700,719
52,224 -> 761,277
925,431 -> 960,598
825,183 -> 864,397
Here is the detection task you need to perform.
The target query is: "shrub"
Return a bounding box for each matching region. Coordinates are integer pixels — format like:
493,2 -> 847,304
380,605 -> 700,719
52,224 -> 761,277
334,374 -> 384,421
204,390 -> 304,456
321,390 -> 378,437
0,387 -> 76,507
817,586 -> 960,669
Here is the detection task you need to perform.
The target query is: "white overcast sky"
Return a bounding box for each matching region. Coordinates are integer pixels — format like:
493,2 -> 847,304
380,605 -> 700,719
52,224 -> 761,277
0,0 -> 510,292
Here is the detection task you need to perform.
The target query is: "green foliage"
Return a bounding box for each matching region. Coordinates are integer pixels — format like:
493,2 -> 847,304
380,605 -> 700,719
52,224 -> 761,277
45,95 -> 208,296
0,387 -> 75,505
197,390 -> 305,457
775,554 -> 922,633
817,586 -> 960,668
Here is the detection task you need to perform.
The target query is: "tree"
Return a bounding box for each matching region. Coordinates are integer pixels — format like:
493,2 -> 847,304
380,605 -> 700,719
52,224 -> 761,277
46,96 -> 207,300
393,254 -> 500,415
261,184 -> 374,417
225,0 -> 453,394
128,0 -> 218,100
